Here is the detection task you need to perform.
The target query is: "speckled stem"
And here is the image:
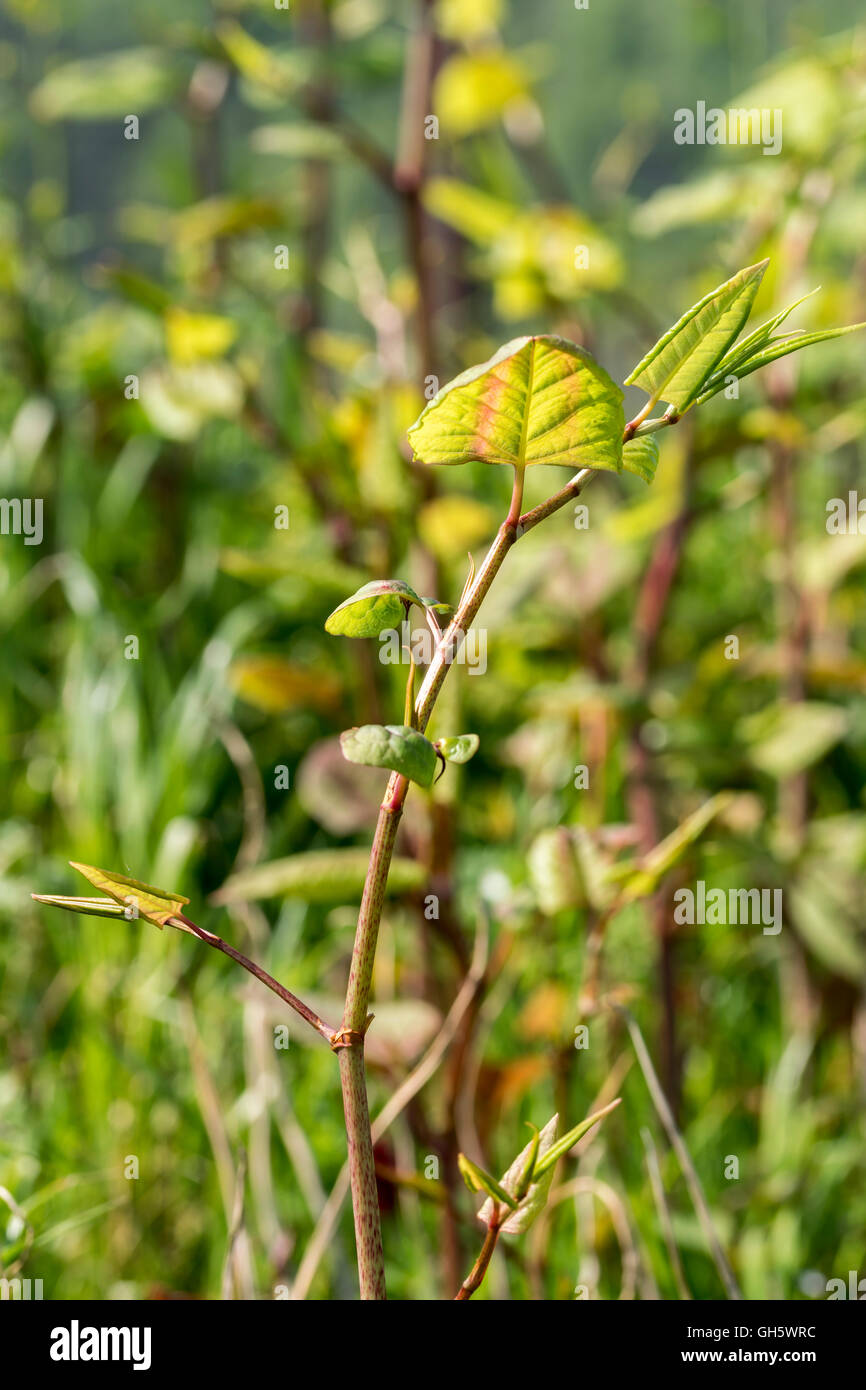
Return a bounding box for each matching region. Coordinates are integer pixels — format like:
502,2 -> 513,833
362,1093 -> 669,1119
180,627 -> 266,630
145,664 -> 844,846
338,465 -> 595,1299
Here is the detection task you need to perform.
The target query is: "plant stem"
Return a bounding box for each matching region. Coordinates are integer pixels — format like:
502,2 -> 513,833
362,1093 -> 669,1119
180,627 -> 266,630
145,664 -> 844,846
175,914 -> 335,1044
337,417 -> 682,1298
336,467 -> 597,1298
454,1219 -> 501,1300
337,797 -> 403,1298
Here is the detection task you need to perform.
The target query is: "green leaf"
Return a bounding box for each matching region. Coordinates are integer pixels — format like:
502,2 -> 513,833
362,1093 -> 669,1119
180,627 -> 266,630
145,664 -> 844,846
532,1098 -> 621,1179
31,895 -> 128,920
704,289 -> 819,382
407,335 -> 624,472
341,724 -> 438,789
478,1115 -> 559,1234
435,734 -> 480,765
625,260 -> 768,412
210,850 -> 425,905
622,435 -> 659,484
514,1125 -> 541,1201
68,862 -> 189,929
458,1155 -> 518,1210
698,322 -> 866,402
325,580 -> 424,638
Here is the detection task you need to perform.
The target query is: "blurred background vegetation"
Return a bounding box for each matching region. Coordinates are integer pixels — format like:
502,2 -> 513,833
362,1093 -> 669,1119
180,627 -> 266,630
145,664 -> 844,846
1,0 -> 865,1301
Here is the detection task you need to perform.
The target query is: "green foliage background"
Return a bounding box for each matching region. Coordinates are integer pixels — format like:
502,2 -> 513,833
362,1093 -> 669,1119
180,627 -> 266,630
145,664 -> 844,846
1,0 -> 865,1301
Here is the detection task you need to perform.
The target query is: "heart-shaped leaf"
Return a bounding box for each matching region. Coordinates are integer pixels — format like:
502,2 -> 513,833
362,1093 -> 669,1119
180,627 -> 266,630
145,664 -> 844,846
435,734 -> 480,764
68,862 -> 189,929
625,260 -> 768,413
622,435 -> 659,484
340,724 -> 439,788
325,580 -> 424,638
407,335 -> 624,472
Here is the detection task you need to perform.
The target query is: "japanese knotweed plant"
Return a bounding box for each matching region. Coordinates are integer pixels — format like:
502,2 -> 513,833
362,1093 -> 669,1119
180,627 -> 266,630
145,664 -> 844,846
34,260 -> 863,1301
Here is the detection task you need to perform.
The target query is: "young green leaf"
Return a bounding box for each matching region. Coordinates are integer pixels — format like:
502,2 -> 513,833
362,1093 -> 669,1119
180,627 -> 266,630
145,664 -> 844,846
325,579 -> 425,638
407,335 -> 624,473
696,321 -> 866,404
625,260 -> 768,413
435,734 -> 480,765
703,288 -> 819,381
514,1124 -> 541,1202
531,1098 -> 621,1180
458,1154 -> 519,1210
341,724 -> 439,788
68,862 -> 190,929
622,435 -> 659,484
31,894 -> 128,920
477,1114 -> 559,1234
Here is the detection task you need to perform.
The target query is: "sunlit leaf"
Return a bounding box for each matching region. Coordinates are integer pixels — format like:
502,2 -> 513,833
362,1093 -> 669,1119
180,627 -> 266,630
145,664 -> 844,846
435,734 -> 480,765
408,335 -> 624,472
622,435 -> 659,483
625,261 -> 768,412
341,724 -> 438,789
325,579 -> 425,638
68,862 -> 189,929
698,322 -> 866,402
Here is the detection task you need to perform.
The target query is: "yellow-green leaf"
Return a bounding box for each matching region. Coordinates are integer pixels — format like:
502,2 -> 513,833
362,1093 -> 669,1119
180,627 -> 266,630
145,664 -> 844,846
622,435 -> 659,484
408,335 -> 624,472
625,261 -> 768,412
69,862 -> 189,929
325,580 -> 425,638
